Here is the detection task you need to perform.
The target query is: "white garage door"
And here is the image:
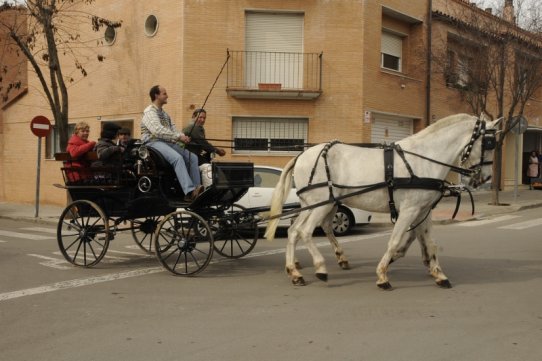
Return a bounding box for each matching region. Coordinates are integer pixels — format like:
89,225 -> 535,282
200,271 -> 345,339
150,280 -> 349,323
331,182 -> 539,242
371,114 -> 413,143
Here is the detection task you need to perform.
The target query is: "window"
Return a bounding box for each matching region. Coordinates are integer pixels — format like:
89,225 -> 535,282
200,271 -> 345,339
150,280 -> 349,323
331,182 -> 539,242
104,25 -> 116,45
144,15 -> 158,37
515,52 -> 541,99
233,117 -> 307,153
245,12 -> 304,89
445,35 -> 487,91
46,124 -> 75,159
381,31 -> 403,72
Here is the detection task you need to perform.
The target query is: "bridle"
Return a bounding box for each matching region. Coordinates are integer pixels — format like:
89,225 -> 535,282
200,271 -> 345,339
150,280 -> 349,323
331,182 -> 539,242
459,118 -> 497,186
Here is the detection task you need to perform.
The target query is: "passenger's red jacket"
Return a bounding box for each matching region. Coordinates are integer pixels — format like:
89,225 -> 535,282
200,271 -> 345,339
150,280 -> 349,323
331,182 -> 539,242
66,134 -> 96,168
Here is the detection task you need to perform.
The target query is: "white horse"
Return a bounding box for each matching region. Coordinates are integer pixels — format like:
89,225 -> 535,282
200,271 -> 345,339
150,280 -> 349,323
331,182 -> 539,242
264,114 -> 500,289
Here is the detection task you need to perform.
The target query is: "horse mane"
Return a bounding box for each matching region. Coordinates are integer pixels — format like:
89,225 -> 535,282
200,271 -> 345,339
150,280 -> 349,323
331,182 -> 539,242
408,113 -> 475,140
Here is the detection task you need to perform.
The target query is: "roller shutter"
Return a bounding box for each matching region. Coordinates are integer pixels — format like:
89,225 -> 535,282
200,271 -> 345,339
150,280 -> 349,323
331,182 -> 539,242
245,12 -> 304,88
371,114 -> 413,143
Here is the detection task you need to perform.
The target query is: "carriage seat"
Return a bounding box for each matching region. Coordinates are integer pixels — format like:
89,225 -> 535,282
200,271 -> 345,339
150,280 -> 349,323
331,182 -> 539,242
54,151 -> 98,162
147,147 -> 170,170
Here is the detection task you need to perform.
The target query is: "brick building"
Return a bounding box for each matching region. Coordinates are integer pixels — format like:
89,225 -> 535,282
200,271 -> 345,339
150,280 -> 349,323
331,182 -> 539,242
1,0 -> 541,206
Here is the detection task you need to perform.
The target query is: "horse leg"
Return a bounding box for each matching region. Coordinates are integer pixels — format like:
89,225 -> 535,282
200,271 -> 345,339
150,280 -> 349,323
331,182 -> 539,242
289,206 -> 333,284
376,210 -> 423,290
389,231 -> 417,264
286,211 -> 309,285
321,206 -> 350,270
416,217 -> 452,288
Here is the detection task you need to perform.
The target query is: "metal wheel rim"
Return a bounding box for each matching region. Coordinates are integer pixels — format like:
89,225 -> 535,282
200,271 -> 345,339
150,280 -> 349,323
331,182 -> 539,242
154,210 -> 214,276
213,204 -> 259,259
57,200 -> 110,267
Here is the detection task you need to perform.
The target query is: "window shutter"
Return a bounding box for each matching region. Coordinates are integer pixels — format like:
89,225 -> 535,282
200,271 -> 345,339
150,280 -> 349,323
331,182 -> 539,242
381,32 -> 402,58
246,12 -> 303,53
245,12 -> 304,88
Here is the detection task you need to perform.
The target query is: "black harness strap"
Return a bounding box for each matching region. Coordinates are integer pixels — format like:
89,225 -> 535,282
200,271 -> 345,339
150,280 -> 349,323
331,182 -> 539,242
395,144 -> 416,178
384,145 -> 398,223
306,140 -> 341,203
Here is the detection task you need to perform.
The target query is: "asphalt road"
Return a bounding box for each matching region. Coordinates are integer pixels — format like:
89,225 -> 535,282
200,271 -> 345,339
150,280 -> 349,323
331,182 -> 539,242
1,208 -> 541,361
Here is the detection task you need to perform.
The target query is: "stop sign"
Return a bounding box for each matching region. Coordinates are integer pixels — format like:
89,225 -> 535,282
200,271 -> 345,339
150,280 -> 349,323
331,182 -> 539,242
30,116 -> 52,137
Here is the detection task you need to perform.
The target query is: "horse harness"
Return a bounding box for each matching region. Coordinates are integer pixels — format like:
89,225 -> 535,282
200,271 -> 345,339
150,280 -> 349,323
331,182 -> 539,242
294,119 -> 497,227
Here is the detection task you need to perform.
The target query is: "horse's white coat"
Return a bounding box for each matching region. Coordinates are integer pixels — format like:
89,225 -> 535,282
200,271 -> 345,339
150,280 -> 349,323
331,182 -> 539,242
264,114 -> 499,288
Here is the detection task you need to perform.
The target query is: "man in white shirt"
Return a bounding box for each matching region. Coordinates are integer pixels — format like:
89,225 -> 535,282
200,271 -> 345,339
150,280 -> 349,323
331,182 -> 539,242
141,85 -> 203,201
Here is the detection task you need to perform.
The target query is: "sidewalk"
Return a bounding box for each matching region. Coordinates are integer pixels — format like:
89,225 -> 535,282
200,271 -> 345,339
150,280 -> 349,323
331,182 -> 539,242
371,186 -> 542,225
1,187 -> 542,226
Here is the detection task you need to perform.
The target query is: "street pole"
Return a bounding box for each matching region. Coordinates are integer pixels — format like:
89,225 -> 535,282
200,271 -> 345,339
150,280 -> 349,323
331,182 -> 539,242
35,137 -> 42,218
514,132 -> 519,201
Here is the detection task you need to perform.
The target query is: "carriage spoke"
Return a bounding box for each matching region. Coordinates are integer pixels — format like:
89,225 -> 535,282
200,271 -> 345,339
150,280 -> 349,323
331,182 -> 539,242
58,200 -> 109,268
155,211 -> 213,276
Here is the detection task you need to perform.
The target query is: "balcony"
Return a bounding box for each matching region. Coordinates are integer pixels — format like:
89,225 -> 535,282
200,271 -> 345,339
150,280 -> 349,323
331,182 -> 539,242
226,50 -> 323,100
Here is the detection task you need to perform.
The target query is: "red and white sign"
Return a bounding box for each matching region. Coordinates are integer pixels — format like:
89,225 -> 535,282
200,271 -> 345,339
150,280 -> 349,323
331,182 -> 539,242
30,116 -> 52,137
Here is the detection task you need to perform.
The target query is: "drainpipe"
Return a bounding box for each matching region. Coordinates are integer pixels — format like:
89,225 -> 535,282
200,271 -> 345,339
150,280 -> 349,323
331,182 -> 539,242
425,0 -> 432,127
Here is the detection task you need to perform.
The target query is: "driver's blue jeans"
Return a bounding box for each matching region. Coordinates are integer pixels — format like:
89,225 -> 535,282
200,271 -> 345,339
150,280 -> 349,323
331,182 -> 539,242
147,140 -> 201,195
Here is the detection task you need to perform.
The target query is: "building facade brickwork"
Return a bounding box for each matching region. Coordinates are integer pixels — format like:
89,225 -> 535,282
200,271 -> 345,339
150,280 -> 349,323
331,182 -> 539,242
1,0 -> 541,206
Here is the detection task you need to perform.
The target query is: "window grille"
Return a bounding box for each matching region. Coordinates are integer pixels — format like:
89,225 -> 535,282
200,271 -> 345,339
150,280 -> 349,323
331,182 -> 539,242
233,117 -> 307,153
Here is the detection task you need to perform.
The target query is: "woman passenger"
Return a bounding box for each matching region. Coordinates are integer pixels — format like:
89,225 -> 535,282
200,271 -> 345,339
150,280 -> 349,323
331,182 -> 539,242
66,121 -> 96,181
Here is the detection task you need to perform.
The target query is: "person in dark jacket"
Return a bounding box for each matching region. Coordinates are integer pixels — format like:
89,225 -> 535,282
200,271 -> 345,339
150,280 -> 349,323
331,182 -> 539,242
182,108 -> 226,165
93,122 -> 124,167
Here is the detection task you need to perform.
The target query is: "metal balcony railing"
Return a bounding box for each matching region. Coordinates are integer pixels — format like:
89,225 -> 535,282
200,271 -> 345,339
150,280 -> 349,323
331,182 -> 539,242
226,50 -> 322,94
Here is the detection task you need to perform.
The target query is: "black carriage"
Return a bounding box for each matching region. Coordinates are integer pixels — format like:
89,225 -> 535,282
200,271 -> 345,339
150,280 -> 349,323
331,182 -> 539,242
54,142 -> 257,276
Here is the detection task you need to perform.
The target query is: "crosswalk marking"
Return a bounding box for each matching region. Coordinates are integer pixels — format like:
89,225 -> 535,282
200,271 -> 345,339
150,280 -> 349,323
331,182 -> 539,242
21,227 -> 57,234
456,215 -> 521,227
498,218 -> 542,230
0,230 -> 54,240
27,254 -> 71,270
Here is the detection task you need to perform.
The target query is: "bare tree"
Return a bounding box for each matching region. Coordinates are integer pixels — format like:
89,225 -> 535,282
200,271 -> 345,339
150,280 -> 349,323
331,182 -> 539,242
0,0 -> 120,149
432,1 -> 542,204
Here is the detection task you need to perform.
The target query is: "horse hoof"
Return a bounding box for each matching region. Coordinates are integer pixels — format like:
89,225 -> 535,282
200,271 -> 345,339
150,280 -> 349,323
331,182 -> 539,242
316,273 -> 328,282
292,277 -> 306,286
436,279 -> 452,288
377,282 -> 393,290
338,261 -> 350,270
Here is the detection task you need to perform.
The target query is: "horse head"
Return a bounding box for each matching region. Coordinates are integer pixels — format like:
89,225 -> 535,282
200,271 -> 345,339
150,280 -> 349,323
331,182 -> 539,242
461,118 -> 502,189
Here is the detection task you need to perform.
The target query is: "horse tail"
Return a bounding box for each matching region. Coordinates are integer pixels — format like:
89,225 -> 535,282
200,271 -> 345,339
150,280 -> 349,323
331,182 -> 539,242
264,157 -> 296,241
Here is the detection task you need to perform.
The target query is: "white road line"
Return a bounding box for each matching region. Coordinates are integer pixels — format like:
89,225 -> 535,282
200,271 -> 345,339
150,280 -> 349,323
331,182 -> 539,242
0,268 -> 164,302
498,218 -> 542,230
456,215 -> 521,227
107,249 -> 153,257
1,231 -> 392,302
27,254 -> 71,270
0,239 -> 6,243
21,227 -> 57,234
0,230 -> 54,240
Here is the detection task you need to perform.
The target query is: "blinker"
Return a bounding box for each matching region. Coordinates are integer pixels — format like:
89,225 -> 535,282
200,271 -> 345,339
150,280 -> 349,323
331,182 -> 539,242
482,129 -> 496,150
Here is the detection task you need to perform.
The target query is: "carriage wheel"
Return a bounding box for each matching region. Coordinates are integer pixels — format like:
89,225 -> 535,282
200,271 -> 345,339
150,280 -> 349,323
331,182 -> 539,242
130,216 -> 162,254
57,200 -> 110,267
213,204 -> 259,259
154,211 -> 214,276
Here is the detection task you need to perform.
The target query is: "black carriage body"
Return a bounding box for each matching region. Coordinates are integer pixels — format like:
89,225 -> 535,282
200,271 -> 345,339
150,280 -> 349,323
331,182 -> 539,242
59,144 -> 254,220
56,144 -> 258,275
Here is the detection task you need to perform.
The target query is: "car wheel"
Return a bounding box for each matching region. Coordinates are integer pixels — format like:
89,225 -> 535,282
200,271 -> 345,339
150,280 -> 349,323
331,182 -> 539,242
332,206 -> 354,236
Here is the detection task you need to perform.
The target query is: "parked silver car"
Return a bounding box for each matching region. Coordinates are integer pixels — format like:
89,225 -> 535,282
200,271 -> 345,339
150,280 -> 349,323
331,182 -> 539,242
235,165 -> 372,236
